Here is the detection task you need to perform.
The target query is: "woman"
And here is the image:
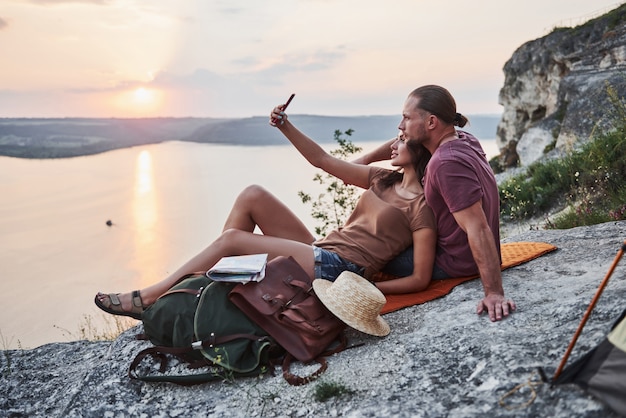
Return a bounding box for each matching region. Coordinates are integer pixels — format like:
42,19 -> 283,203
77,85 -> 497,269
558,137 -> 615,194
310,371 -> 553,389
95,103 -> 437,319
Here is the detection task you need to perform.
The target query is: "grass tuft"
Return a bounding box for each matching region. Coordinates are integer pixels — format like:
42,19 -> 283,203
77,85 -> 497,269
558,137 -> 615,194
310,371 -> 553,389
313,380 -> 354,402
54,313 -> 138,342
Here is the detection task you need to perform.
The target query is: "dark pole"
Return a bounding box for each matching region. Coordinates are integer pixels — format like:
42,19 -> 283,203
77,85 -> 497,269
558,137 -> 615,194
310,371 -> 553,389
553,240 -> 626,381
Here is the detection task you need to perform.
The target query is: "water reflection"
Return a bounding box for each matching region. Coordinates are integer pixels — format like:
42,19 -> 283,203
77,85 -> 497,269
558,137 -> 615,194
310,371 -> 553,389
132,150 -> 160,287
136,150 -> 155,196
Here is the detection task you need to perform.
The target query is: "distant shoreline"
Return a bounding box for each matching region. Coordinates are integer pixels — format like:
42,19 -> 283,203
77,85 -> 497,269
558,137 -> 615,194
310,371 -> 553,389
0,139 -> 167,160
0,137 -> 501,162
0,114 -> 501,160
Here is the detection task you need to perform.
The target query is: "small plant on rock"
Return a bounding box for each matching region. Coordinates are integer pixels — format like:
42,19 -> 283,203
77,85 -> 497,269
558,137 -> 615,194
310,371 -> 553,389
314,380 -> 354,402
298,129 -> 362,237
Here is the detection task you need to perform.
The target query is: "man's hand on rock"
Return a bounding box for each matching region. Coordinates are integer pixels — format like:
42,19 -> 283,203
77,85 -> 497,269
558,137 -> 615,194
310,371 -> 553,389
477,294 -> 516,322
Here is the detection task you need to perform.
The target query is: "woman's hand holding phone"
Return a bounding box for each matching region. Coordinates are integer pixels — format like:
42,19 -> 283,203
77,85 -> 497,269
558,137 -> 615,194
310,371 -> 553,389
270,93 -> 295,127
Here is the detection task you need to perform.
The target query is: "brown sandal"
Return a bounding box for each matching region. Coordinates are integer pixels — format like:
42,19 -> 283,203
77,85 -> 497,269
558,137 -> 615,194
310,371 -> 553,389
94,290 -> 144,320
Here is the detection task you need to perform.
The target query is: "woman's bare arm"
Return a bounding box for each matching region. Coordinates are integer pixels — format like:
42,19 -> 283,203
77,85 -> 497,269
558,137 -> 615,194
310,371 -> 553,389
271,107 -> 372,189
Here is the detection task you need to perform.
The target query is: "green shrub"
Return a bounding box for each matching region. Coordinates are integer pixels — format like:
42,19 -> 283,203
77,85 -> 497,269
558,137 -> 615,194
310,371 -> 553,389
499,112 -> 626,228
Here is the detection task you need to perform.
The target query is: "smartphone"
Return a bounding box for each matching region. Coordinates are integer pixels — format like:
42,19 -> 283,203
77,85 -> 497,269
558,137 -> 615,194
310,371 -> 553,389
281,93 -> 295,111
272,93 -> 295,124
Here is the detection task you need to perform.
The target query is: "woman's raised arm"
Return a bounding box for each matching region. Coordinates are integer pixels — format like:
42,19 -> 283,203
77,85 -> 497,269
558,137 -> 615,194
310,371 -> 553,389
270,106 -> 372,189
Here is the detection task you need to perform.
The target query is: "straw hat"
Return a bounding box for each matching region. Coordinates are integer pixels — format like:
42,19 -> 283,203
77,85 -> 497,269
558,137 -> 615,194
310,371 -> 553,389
313,271 -> 390,337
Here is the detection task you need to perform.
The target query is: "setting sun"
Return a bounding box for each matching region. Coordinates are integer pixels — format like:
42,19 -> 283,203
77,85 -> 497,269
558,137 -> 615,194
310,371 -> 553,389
133,87 -> 155,104
111,86 -> 164,116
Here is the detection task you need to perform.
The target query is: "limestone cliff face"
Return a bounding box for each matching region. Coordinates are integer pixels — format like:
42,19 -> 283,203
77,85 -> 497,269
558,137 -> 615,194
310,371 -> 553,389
497,4 -> 626,167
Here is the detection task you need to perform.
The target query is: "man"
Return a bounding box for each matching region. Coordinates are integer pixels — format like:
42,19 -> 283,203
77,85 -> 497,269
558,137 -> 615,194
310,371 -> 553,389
356,85 -> 515,322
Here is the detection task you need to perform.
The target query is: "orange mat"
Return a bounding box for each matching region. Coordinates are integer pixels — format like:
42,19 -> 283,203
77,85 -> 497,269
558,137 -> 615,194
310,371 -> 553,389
377,241 -> 557,314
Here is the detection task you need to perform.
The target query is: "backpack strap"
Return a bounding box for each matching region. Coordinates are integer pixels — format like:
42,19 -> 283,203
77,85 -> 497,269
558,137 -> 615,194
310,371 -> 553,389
192,333 -> 272,350
260,276 -> 313,308
281,354 -> 327,386
280,332 -> 348,386
159,288 -> 203,299
284,275 -> 312,292
154,271 -> 209,301
129,333 -> 270,380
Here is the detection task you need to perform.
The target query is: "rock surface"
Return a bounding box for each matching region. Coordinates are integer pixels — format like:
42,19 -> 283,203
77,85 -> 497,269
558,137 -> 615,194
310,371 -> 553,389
496,4 -> 626,167
2,220 -> 626,417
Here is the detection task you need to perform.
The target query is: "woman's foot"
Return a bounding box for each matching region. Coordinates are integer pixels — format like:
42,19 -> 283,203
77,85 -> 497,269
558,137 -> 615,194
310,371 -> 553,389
94,290 -> 144,320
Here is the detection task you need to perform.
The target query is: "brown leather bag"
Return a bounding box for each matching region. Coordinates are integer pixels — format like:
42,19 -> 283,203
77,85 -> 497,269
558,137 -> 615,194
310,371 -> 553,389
229,255 -> 346,364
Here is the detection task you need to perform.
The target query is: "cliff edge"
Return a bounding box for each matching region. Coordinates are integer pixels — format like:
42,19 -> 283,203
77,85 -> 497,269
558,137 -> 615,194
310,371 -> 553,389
497,4 -> 626,168
2,221 -> 625,417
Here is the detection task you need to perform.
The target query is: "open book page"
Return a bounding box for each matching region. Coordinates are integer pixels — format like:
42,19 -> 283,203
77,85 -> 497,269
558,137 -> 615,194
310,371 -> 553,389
206,253 -> 268,283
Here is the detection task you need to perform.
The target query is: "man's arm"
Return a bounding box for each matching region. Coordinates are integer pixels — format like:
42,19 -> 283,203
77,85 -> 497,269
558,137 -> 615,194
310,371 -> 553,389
375,227 -> 436,294
351,138 -> 396,165
451,200 -> 516,321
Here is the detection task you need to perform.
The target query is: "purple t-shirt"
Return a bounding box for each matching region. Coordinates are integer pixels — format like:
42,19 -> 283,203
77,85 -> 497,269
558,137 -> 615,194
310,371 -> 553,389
423,131 -> 501,277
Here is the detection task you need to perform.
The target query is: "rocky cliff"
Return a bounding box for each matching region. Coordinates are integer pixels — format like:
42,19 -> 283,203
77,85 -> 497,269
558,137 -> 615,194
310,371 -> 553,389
496,4 -> 626,168
2,221 -> 625,417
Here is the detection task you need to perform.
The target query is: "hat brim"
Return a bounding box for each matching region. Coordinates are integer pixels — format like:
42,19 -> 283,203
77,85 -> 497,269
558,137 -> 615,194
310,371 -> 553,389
313,278 -> 390,337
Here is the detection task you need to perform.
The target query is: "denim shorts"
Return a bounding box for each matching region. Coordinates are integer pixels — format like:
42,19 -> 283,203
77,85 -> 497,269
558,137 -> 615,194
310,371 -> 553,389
313,246 -> 365,281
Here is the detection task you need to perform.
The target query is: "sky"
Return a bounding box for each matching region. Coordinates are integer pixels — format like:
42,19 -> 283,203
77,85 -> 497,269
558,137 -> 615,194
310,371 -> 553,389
0,0 -> 623,119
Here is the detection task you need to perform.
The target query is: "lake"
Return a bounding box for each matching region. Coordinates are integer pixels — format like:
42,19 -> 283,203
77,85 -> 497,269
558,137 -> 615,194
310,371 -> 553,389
0,139 -> 497,349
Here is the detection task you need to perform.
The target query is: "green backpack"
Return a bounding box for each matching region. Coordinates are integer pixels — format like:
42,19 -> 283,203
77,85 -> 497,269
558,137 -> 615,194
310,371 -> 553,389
129,274 -> 281,384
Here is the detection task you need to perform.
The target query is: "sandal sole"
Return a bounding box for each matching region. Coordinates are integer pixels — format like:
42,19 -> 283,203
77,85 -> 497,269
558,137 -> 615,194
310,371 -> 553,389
94,294 -> 143,320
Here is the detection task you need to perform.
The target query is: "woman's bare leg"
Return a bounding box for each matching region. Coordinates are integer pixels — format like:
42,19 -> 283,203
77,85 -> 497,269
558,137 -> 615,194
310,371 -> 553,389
96,185 -> 317,313
222,185 -> 315,243
97,230 -> 316,310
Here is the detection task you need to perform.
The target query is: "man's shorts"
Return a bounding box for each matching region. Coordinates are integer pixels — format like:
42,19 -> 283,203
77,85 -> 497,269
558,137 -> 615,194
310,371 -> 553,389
381,246 -> 451,279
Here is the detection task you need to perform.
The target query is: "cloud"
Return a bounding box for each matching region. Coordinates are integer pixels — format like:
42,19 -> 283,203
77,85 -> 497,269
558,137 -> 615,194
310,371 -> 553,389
229,47 -> 348,84
140,69 -> 288,117
274,48 -> 347,72
216,6 -> 245,16
152,69 -> 224,90
146,45 -> 348,95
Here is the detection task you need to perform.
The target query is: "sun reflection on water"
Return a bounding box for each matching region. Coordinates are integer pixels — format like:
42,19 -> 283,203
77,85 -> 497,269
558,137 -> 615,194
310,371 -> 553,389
132,150 -> 160,287
136,150 -> 154,196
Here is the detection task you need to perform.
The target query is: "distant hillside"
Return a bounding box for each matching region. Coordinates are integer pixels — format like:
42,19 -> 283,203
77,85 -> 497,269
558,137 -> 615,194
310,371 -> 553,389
0,118 -> 217,159
187,114 -> 500,145
0,114 -> 500,159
